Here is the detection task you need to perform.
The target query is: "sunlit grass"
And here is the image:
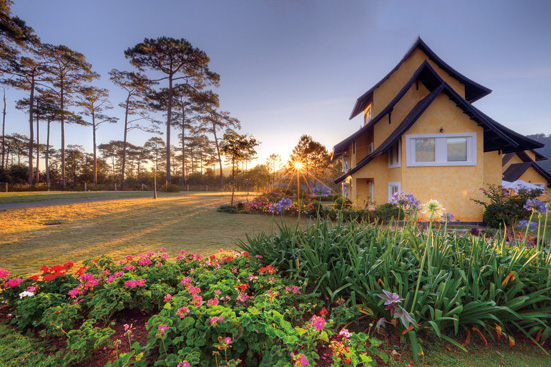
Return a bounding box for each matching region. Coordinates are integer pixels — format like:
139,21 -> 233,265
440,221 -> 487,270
0,193 -> 306,276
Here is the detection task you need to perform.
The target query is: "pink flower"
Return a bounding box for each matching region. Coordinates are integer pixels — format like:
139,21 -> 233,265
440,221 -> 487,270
191,295 -> 203,306
308,315 -> 326,330
124,324 -> 132,332
338,328 -> 352,338
68,287 -> 80,297
187,286 -> 201,296
177,362 -> 191,367
27,286 -> 36,293
124,264 -> 136,271
176,307 -> 190,318
160,248 -> 166,252
158,324 -> 169,335
207,298 -> 219,306
181,277 -> 192,286
210,316 -> 223,326
299,354 -> 309,366
0,268 -> 10,279
4,277 -> 22,288
224,337 -> 232,344
237,292 -> 249,302
164,294 -> 173,302
292,286 -> 300,294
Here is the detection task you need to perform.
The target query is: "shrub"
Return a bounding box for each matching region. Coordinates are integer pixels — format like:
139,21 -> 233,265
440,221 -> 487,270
165,184 -> 181,193
374,202 -> 405,220
473,184 -> 544,228
217,204 -> 235,213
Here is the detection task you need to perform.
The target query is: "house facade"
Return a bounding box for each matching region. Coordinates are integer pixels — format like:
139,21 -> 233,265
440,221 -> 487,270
333,38 -> 545,222
502,150 -> 551,200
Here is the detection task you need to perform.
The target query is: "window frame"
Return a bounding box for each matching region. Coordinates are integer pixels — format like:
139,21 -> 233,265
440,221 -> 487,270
342,154 -> 349,172
388,182 -> 401,202
388,140 -> 401,168
405,133 -> 477,167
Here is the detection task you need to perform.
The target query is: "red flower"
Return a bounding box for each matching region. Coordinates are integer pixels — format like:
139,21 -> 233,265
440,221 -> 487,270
40,265 -> 49,272
43,274 -> 56,281
62,262 -> 74,270
236,283 -> 249,291
75,266 -> 87,276
50,265 -> 63,272
209,255 -> 217,260
225,256 -> 234,262
29,275 -> 40,281
320,307 -> 328,316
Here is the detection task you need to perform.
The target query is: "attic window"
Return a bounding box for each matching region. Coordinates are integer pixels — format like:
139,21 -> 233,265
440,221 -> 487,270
406,133 -> 476,167
363,104 -> 372,126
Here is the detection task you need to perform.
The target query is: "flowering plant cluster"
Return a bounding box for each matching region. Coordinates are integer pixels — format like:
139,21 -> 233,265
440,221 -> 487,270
0,249 -> 385,366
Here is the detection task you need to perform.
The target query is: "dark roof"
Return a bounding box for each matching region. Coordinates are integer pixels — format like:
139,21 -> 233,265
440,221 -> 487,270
334,86 -> 443,184
502,153 -> 515,167
502,163 -> 533,182
502,162 -> 551,184
334,60 -> 440,158
349,37 -> 492,120
333,63 -> 545,184
531,149 -> 547,161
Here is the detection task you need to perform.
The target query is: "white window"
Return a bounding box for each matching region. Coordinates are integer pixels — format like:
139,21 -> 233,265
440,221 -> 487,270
368,142 -> 374,154
342,154 -> 349,171
368,181 -> 374,204
363,104 -> 372,126
406,133 -> 476,167
388,182 -> 401,202
342,182 -> 350,198
388,140 -> 400,168
533,183 -> 546,190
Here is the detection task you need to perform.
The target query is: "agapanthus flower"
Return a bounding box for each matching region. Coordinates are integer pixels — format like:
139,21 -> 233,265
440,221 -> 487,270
313,185 -> 331,197
524,199 -> 547,213
423,199 -> 445,216
440,212 -> 455,222
518,220 -> 538,231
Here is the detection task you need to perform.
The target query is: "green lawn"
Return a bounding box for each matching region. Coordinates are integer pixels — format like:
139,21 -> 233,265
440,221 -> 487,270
0,192 -> 304,276
0,190 -> 213,205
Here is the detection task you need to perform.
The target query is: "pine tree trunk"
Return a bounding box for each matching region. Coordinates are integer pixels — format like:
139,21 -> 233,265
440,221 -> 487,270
60,78 -> 66,189
35,114 -> 40,183
166,73 -> 173,187
46,119 -> 50,189
181,102 -> 186,188
92,113 -> 97,189
28,75 -> 35,185
213,122 -> 223,189
121,98 -> 129,190
2,89 -> 6,170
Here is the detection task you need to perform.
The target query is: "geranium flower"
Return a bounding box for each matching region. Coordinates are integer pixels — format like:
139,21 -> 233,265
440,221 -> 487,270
4,277 -> 22,288
207,298 -> 219,306
307,315 -> 326,330
19,290 -> 34,299
177,361 -> 191,367
176,307 -> 190,318
164,294 -> 173,302
0,268 -> 9,279
191,295 -> 203,306
158,324 -> 169,335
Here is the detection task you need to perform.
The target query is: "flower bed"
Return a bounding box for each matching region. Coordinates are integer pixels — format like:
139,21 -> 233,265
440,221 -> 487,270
0,250 -> 387,366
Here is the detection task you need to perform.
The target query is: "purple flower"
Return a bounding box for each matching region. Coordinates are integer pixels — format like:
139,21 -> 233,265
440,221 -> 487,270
523,199 -> 547,214
518,220 -> 538,231
313,186 -> 331,197
439,212 -> 455,222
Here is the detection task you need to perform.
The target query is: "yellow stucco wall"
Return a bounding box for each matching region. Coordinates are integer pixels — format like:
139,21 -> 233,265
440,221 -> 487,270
372,48 -> 465,118
517,167 -> 551,201
373,84 -> 429,150
525,150 -> 536,161
399,94 -> 495,221
484,151 -> 502,187
352,155 -> 389,206
502,154 -> 524,171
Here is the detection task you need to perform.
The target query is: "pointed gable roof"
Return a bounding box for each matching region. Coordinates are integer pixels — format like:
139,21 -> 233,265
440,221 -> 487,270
334,62 -> 544,184
349,37 -> 492,120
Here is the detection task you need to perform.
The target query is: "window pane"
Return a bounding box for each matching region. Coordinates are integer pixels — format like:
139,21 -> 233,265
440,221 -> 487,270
415,138 -> 435,162
447,138 -> 467,161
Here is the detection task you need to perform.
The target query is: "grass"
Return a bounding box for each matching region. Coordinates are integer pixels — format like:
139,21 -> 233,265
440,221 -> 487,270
0,192 -> 307,276
0,190 -> 200,205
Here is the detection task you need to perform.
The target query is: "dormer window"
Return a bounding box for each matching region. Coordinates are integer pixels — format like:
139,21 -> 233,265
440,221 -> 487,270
363,104 -> 372,126
388,140 -> 400,168
342,154 -> 349,171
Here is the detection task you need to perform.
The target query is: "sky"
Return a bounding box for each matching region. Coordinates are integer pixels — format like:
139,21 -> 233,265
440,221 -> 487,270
6,0 -> 551,168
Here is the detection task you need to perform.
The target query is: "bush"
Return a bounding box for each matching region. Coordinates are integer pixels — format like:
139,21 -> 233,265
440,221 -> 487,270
164,184 -> 181,193
334,196 -> 352,210
217,204 -> 235,213
373,203 -> 405,221
473,184 -> 544,228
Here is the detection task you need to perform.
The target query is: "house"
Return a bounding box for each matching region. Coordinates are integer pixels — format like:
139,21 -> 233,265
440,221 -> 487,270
502,150 -> 551,197
332,37 -> 546,222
